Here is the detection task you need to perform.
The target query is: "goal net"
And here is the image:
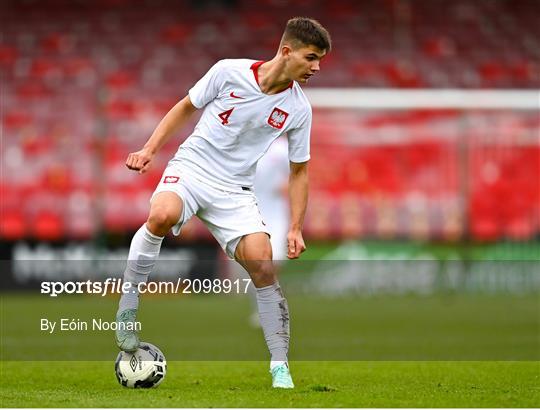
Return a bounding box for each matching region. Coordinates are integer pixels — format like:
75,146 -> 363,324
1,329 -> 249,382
302,88 -> 539,246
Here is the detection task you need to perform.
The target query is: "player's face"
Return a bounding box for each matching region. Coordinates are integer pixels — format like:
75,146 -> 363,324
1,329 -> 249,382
285,44 -> 326,83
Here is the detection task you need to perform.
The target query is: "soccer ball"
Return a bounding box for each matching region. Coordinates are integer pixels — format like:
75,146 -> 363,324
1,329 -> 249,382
115,342 -> 167,388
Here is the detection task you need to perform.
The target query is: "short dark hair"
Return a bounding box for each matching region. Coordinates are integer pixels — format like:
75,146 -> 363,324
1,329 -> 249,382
281,17 -> 332,52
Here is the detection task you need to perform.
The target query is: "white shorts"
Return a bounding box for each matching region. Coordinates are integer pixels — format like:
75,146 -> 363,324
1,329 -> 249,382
151,164 -> 270,259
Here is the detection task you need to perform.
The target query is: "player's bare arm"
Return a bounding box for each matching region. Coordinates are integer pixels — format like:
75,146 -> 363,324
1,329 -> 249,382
287,161 -> 308,259
126,95 -> 198,174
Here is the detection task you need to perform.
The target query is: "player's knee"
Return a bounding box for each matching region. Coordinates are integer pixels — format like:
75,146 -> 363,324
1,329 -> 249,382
147,209 -> 178,234
250,260 -> 276,286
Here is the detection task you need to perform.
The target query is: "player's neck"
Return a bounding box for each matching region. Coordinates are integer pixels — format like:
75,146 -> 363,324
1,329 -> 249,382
257,59 -> 292,95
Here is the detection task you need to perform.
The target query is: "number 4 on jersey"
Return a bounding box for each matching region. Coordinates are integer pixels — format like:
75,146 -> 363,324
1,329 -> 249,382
218,108 -> 234,125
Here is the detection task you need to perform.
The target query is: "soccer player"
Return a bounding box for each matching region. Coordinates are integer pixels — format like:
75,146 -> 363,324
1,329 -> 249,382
115,17 -> 331,389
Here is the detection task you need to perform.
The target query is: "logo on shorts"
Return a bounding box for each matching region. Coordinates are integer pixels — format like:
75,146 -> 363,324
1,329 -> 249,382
268,107 -> 289,129
163,175 -> 180,183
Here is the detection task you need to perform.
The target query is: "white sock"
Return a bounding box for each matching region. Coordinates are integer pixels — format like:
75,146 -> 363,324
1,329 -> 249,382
118,282 -> 139,312
256,282 -> 290,364
118,224 -> 164,312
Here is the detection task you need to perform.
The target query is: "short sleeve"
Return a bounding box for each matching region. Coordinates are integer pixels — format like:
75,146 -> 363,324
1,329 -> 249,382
287,106 -> 312,163
188,60 -> 224,109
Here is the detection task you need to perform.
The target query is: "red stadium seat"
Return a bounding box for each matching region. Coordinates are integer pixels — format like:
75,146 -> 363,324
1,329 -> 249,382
106,71 -> 136,90
33,211 -> 64,241
160,24 -> 193,44
0,45 -> 18,67
470,215 -> 500,242
478,62 -> 508,86
40,33 -> 73,53
3,111 -> 33,129
0,211 -> 26,240
16,82 -> 53,100
384,61 -> 423,88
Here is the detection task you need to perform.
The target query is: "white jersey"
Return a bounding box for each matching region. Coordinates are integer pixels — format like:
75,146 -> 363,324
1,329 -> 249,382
172,59 -> 312,190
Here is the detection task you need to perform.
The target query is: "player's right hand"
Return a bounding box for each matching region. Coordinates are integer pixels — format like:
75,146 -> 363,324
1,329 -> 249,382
126,148 -> 154,174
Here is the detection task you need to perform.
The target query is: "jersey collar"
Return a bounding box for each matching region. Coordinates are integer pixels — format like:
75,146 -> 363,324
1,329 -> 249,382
250,61 -> 293,94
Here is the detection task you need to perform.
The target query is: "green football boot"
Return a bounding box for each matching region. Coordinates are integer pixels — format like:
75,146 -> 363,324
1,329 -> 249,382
115,308 -> 140,352
271,363 -> 295,389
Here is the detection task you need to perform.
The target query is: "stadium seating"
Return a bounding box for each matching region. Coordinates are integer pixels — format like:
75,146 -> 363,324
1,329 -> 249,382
1,0 -> 538,241
305,109 -> 539,241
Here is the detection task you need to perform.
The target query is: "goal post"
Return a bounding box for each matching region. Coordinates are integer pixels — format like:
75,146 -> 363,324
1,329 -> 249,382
305,88 -> 539,110
301,88 -> 539,243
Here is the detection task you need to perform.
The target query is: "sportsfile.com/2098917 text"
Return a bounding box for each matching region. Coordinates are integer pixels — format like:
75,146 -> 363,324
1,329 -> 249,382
40,278 -> 253,297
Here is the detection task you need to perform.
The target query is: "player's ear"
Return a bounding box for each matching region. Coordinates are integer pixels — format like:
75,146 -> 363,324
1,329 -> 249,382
281,44 -> 293,58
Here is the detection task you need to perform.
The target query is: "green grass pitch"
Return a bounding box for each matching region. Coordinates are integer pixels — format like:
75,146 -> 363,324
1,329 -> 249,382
1,361 -> 539,407
1,291 -> 539,407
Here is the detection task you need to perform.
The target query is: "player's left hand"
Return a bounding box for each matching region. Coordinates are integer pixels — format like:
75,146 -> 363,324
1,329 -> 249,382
287,230 -> 306,259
